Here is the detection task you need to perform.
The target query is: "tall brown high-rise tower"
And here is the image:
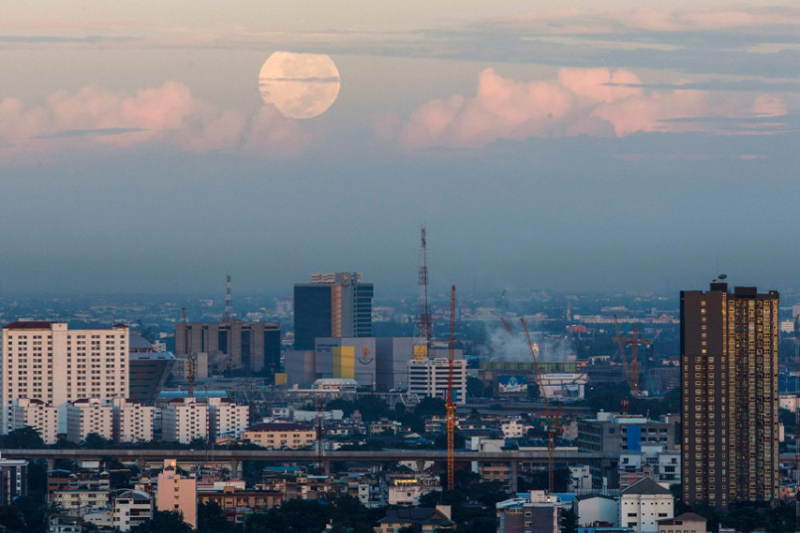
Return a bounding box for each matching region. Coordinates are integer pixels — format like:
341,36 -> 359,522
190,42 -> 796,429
681,282 -> 779,507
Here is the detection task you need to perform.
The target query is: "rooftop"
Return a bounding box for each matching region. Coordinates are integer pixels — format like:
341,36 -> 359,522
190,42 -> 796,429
621,477 -> 672,496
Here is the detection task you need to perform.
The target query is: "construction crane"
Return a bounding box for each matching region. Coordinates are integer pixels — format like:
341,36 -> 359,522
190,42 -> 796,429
417,227 -> 432,356
613,324 -> 651,397
520,317 -> 561,492
446,284 -> 457,491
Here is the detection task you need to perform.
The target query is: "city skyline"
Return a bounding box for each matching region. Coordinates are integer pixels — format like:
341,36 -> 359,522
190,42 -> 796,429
1,2 -> 800,293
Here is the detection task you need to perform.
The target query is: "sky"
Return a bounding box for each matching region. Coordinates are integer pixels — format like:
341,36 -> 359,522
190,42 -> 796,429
1,1 -> 800,295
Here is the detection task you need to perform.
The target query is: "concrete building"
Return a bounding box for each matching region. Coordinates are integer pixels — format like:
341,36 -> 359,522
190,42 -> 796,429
156,459 -> 197,528
376,506 -> 454,533
315,337 -> 377,389
576,496 -> 618,528
175,320 -> 280,376
113,399 -> 155,443
285,350 -> 315,387
386,473 -> 441,506
619,445 -> 680,490
208,397 -> 249,440
293,272 -> 373,350
197,486 -> 283,522
1,322 -> 129,433
681,282 -> 780,506
619,478 -> 674,533
64,398 -> 114,442
501,419 -> 531,439
161,397 -> 209,444
408,357 -> 467,404
53,489 -> 110,516
577,412 -> 677,454
128,334 -> 175,404
242,423 -> 316,449
10,398 -> 60,444
657,513 -> 706,533
496,491 -> 563,533
112,489 -> 153,532
0,453 -> 27,505
375,337 -> 422,391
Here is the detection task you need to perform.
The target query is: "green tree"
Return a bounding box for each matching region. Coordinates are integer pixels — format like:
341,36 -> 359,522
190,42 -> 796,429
82,433 -> 113,449
0,504 -> 26,532
130,511 -> 193,533
415,397 -> 446,418
466,377 -> 485,399
198,502 -> 237,533
560,507 -> 578,533
0,427 -> 44,449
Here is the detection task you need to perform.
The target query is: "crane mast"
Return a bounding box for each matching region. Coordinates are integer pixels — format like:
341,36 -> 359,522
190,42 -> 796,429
446,284 -> 457,491
418,227 -> 432,355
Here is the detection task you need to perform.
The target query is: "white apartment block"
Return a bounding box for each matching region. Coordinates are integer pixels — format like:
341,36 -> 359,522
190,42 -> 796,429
1,322 -> 129,433
11,398 -> 60,444
408,358 -> 467,405
208,397 -> 249,440
620,478 -> 674,533
161,397 -> 209,444
112,489 -> 153,532
501,419 -> 530,439
113,399 -> 155,443
65,398 -> 114,441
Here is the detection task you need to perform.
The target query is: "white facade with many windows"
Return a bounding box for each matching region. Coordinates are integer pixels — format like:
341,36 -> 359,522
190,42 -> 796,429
208,397 -> 249,440
408,358 -> 467,405
161,397 -> 209,444
10,398 -> 60,444
114,399 -> 155,443
1,322 -> 128,433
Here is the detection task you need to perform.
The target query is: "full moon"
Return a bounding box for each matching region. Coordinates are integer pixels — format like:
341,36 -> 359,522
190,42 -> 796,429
258,51 -> 341,120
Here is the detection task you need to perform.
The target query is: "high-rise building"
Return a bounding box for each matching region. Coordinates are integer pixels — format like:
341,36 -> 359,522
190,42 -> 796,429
161,397 -> 209,444
408,357 -> 467,405
293,273 -> 373,350
681,282 -> 780,506
128,333 -> 175,404
10,399 -> 60,444
113,398 -> 155,443
175,320 -> 280,376
1,322 -> 129,433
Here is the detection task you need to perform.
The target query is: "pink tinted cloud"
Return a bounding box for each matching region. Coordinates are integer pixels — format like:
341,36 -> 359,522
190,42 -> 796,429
396,67 -> 790,149
0,82 -> 309,156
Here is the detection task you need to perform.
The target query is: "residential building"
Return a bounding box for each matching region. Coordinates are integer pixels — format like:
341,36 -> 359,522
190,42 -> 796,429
156,459 -> 197,528
69,398 -> 114,441
681,283 -> 780,505
175,320 -> 280,376
113,399 -> 155,443
1,322 -> 129,433
408,357 -> 467,404
10,398 -> 60,444
197,486 -> 283,522
619,445 -> 680,490
496,491 -> 563,533
53,489 -> 111,516
619,478 -> 674,533
376,506 -> 454,533
0,453 -> 27,504
161,397 -> 209,444
112,489 -> 153,532
657,513 -> 707,533
386,473 -> 441,506
242,423 -> 316,449
208,397 -> 249,440
502,419 -> 531,439
293,272 -> 373,350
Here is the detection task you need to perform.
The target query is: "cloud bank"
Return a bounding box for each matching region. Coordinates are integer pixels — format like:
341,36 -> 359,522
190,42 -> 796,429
394,67 -> 790,149
0,82 -> 310,156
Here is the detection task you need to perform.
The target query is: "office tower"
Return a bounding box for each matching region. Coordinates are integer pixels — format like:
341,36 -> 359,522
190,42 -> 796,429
156,460 -> 197,528
1,322 -> 129,433
293,272 -> 373,350
128,333 -> 175,404
408,357 -> 468,405
681,282 -> 779,506
175,320 -> 280,376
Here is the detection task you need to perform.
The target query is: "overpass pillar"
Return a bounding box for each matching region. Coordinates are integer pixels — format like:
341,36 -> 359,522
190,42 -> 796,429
510,461 -> 518,493
416,460 -> 425,473
230,461 -> 243,479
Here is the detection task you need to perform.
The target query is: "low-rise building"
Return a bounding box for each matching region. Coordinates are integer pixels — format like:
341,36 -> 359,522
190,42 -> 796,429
502,419 -> 531,439
619,446 -> 680,490
496,491 -> 564,533
657,513 -> 706,533
197,486 -> 283,522
576,495 -> 618,528
386,473 -> 441,506
53,488 -> 110,516
242,423 -> 316,449
112,489 -> 154,532
619,478 -> 674,533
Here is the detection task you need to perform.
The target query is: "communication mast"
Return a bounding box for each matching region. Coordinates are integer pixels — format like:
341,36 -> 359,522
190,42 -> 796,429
418,227 -> 432,355
223,274 -> 233,322
446,284 -> 457,491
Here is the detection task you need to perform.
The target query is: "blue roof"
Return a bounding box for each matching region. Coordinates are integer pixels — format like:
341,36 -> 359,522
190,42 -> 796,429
158,390 -> 228,399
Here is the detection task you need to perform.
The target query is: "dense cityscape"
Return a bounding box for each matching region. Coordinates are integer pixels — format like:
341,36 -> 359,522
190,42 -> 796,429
0,250 -> 796,532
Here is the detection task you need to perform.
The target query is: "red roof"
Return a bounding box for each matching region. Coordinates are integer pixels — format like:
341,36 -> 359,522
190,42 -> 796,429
4,321 -> 53,329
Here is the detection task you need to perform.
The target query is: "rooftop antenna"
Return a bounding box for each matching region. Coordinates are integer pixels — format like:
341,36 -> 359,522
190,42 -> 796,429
418,227 -> 432,355
223,274 -> 233,321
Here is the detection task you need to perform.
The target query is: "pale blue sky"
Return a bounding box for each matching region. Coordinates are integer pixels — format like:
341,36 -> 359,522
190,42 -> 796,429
0,1 -> 799,294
